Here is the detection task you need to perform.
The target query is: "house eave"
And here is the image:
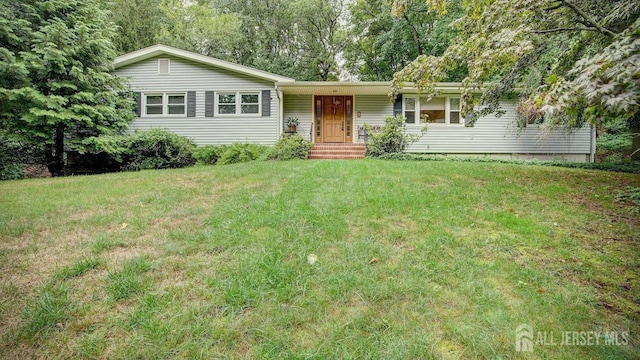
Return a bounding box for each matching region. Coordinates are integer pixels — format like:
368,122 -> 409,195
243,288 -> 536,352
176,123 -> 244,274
275,81 -> 470,96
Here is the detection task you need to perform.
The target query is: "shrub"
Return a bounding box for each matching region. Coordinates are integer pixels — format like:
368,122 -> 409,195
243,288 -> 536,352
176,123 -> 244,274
263,134 -> 313,160
193,145 -> 227,165
83,129 -> 196,171
125,129 -> 196,170
0,132 -> 45,180
364,115 -> 425,157
615,186 -> 640,214
598,133 -> 632,152
218,143 -> 267,165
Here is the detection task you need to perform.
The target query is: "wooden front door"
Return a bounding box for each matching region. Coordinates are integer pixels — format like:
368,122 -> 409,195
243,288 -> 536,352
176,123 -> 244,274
316,96 -> 353,143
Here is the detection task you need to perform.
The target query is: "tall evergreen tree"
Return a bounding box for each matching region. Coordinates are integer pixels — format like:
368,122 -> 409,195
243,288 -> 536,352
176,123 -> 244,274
0,0 -> 135,176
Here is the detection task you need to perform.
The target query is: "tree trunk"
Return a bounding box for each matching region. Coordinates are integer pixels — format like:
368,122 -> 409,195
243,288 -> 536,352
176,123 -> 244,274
46,126 -> 66,176
403,14 -> 423,56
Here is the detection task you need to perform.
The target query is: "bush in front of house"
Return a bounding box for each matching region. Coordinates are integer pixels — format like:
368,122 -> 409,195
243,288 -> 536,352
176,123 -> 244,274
193,145 -> 227,165
125,129 -> 196,170
84,129 -> 196,171
263,134 -> 313,161
217,143 -> 268,165
364,115 -> 425,157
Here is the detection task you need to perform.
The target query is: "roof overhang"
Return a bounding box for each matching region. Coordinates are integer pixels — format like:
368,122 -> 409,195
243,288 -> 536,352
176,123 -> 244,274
276,81 -> 469,96
113,44 -> 295,83
276,82 -> 391,96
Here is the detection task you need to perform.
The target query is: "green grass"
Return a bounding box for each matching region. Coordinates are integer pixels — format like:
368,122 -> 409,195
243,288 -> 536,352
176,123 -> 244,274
1,160 -> 639,358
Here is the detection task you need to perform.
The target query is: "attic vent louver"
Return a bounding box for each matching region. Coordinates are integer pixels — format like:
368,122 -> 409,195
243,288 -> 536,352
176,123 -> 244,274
158,59 -> 170,74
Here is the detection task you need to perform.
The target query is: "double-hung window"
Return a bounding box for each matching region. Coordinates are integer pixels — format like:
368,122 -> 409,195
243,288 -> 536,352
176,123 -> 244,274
216,91 -> 261,115
143,93 -> 186,116
403,96 -> 462,125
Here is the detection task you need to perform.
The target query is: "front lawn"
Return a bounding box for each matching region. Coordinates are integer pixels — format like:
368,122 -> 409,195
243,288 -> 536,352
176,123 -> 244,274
1,160 -> 638,358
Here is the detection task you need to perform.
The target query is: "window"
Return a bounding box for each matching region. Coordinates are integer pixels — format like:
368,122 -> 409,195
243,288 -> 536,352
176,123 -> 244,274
167,94 -> 185,114
403,96 -> 462,125
419,97 -> 446,124
241,94 -> 259,114
145,95 -> 163,115
143,93 -> 186,116
404,97 -> 416,124
216,92 -> 261,115
218,93 -> 236,114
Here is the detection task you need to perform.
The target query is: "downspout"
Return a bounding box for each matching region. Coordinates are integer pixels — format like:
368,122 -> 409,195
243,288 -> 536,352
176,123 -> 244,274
276,86 -> 283,137
590,123 -> 596,163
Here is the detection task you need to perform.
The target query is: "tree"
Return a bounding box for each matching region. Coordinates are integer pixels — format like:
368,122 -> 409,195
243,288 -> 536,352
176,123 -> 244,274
107,0 -> 165,55
290,0 -> 348,81
345,0 -> 462,81
0,0 -> 135,176
156,0 -> 244,61
389,0 -> 640,135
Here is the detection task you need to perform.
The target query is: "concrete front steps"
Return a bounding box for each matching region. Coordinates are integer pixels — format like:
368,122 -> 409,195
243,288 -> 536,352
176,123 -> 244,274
309,143 -> 366,160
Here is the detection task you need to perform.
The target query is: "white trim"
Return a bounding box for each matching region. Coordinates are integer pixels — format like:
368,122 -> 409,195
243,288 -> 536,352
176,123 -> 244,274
114,44 -> 294,83
214,91 -> 262,117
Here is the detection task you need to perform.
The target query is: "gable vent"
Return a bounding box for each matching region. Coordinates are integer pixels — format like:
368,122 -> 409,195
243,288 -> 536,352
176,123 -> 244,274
158,59 -> 170,74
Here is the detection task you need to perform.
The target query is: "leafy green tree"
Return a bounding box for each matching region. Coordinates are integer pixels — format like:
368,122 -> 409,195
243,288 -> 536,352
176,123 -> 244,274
107,0 -> 165,54
291,0 -> 348,81
0,0 -> 135,176
156,0 -> 244,61
390,0 -> 639,136
211,0 -> 348,80
345,0 -> 462,81
212,0 -> 301,75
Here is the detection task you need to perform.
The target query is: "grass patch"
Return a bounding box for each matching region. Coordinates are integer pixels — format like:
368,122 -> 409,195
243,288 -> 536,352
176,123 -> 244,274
54,258 -> 102,281
105,257 -> 153,301
19,283 -> 75,341
0,160 -> 638,358
90,233 -> 128,254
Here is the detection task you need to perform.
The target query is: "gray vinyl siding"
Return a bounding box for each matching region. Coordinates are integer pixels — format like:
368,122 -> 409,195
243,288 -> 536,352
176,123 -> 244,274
283,94 -> 313,141
354,95 -> 592,156
114,56 -> 279,145
354,95 -> 394,143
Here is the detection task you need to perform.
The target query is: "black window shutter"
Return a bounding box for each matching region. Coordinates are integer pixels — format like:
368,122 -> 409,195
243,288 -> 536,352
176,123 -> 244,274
205,91 -> 215,117
262,90 -> 271,117
187,91 -> 196,117
393,94 -> 403,117
134,92 -> 142,117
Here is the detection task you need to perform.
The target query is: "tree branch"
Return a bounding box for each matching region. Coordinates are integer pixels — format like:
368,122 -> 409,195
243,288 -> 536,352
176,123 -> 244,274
533,27 -> 601,34
559,0 -> 617,37
403,14 -> 423,56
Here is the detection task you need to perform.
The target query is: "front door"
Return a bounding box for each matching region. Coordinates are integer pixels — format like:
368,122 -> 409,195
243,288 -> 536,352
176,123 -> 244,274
316,96 -> 353,143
